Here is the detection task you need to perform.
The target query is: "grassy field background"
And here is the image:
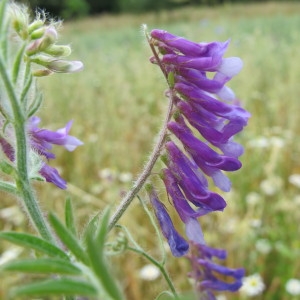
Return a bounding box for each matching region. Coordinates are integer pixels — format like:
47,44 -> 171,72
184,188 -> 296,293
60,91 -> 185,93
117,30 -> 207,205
1,1 -> 300,299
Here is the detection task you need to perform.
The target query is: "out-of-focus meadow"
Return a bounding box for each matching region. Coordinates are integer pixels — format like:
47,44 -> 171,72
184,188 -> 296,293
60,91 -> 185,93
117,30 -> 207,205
1,1 -> 300,299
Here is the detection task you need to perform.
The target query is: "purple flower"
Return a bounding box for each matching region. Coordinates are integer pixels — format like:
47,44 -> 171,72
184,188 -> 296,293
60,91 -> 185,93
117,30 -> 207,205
149,29 -> 248,299
27,116 -> 83,189
163,141 -> 227,210
39,163 -> 67,189
188,243 -> 244,299
146,185 -> 189,257
28,116 -> 83,159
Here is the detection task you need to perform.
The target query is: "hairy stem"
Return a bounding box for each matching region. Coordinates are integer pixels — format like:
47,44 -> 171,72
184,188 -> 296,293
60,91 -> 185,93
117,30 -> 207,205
108,31 -> 174,231
0,57 -> 55,243
108,96 -> 173,231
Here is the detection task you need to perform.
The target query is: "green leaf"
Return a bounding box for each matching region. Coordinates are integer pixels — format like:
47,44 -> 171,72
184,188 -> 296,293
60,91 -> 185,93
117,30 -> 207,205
96,207 -> 111,251
1,258 -> 82,275
0,180 -> 17,195
0,232 -> 69,260
81,212 -> 100,244
9,278 -> 98,298
65,197 -> 77,237
49,213 -> 89,265
86,232 -> 123,300
167,71 -> 175,88
12,43 -> 26,84
27,91 -> 43,117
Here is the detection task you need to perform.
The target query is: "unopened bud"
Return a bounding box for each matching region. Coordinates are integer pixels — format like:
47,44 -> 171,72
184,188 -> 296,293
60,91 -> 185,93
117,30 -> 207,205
32,69 -> 53,77
26,39 -> 43,56
47,60 -> 84,73
28,19 -> 44,35
30,27 -> 46,40
9,3 -> 29,39
44,45 -> 72,57
39,26 -> 58,50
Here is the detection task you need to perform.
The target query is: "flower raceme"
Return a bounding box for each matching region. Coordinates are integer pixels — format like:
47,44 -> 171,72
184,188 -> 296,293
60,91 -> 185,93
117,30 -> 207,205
0,117 -> 83,189
146,29 -> 250,298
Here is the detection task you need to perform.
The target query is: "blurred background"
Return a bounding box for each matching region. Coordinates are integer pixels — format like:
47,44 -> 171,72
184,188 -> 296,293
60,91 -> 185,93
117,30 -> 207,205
1,0 -> 300,299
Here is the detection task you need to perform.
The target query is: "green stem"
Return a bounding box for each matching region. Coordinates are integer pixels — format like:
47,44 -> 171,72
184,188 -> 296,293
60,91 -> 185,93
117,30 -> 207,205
128,246 -> 179,299
0,56 -> 55,243
0,180 -> 18,194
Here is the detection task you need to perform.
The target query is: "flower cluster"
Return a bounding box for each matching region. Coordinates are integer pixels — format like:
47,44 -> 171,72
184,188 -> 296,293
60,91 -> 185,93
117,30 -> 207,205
0,116 -> 83,189
147,29 -> 250,299
9,3 -> 83,76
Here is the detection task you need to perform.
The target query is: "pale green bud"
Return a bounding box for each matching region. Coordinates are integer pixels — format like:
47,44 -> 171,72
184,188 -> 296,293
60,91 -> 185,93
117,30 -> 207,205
30,55 -> 83,73
28,19 -> 45,35
44,45 -> 72,57
32,69 -> 53,77
30,27 -> 46,40
8,3 -> 30,39
47,60 -> 84,73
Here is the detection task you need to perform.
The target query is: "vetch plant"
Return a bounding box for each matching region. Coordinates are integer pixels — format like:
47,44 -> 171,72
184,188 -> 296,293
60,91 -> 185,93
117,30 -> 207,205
0,2 -> 250,300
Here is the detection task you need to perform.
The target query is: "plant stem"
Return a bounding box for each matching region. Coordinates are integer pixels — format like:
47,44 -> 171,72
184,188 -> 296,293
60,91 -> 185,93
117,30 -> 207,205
108,33 -> 174,231
0,57 -> 55,243
108,95 -> 173,231
128,246 -> 179,299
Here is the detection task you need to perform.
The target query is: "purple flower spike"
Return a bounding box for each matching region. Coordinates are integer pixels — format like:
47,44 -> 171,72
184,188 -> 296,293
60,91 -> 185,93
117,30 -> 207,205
147,185 -> 189,257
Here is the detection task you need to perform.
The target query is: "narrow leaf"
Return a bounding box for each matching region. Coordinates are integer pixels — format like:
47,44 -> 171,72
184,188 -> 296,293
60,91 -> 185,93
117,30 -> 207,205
1,258 -> 82,275
0,180 -> 17,194
12,43 -> 26,84
27,91 -> 43,117
86,233 -> 123,300
96,207 -> 111,252
0,232 -> 69,260
49,213 -> 89,265
65,197 -> 77,237
9,278 -> 98,298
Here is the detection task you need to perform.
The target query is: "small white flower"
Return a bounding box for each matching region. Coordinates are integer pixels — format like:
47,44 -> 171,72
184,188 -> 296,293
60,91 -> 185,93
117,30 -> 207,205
119,172 -> 133,183
286,278 -> 300,296
289,174 -> 300,188
139,264 -> 160,281
249,218 -> 262,229
260,176 -> 283,196
240,273 -> 265,297
216,295 -> 227,300
248,137 -> 270,148
245,192 -> 262,206
255,239 -> 272,254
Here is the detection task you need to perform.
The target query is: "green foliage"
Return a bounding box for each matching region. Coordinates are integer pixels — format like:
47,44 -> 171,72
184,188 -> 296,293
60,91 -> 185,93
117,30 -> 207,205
8,278 -> 98,298
0,232 -> 69,260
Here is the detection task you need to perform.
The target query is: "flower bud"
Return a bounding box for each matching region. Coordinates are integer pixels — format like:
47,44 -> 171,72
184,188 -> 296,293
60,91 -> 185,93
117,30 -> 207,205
28,19 -> 45,35
30,27 -> 46,40
38,26 -> 58,50
44,45 -> 72,57
32,69 -> 53,77
47,60 -> 84,73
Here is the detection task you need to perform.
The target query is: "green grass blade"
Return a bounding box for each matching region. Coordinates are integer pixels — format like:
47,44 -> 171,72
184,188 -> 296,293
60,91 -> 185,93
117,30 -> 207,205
1,258 -> 82,275
0,232 -> 69,260
49,213 -> 89,265
65,197 -> 77,237
9,278 -> 98,298
86,233 -> 124,300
